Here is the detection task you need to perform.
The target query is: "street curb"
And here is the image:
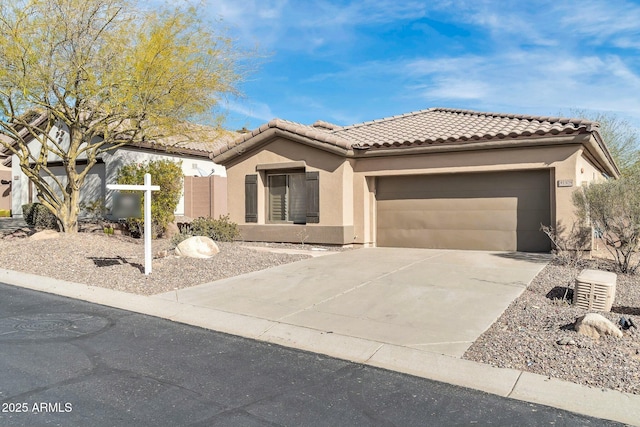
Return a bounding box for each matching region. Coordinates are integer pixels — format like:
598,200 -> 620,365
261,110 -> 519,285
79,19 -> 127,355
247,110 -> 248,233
1,268 -> 639,426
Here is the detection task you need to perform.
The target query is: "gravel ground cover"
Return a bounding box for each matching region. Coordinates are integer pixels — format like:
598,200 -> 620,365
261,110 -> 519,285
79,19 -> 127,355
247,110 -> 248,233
0,230 -> 310,295
463,258 -> 640,395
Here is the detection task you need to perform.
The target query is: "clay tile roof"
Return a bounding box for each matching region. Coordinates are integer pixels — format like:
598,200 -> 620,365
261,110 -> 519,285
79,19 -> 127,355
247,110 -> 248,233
311,120 -> 342,130
141,122 -> 237,156
213,107 -> 600,160
333,108 -> 598,148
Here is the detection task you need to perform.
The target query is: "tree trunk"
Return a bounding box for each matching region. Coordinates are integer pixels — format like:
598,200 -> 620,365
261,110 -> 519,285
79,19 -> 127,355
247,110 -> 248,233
57,196 -> 80,233
51,177 -> 81,233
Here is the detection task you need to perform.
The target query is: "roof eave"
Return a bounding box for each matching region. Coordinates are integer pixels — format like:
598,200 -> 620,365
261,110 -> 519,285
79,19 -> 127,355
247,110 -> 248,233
350,133 -> 593,157
129,141 -> 213,158
588,130 -> 621,178
0,111 -> 50,155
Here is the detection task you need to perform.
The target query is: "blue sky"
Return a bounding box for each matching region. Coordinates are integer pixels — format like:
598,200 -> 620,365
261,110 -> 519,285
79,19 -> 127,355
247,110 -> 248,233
204,0 -> 640,131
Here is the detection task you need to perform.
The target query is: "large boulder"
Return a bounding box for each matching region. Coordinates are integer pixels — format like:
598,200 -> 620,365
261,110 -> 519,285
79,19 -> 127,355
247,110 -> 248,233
175,236 -> 219,259
574,313 -> 623,339
28,230 -> 60,241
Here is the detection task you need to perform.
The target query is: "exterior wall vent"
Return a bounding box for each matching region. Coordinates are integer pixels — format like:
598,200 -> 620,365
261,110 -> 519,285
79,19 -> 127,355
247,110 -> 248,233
573,269 -> 617,312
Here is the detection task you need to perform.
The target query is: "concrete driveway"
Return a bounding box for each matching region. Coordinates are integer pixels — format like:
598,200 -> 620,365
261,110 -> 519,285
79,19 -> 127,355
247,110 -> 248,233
157,248 -> 549,357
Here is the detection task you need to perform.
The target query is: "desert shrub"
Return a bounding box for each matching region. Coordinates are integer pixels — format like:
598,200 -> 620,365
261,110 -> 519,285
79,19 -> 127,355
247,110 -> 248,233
573,175 -> 640,273
21,203 -> 59,230
170,229 -> 192,248
189,215 -> 240,242
540,222 -> 591,268
116,160 -> 183,238
79,198 -> 106,220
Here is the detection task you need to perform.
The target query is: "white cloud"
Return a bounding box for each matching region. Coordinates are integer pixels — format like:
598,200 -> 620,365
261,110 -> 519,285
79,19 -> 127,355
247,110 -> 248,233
422,78 -> 490,100
557,0 -> 640,45
224,99 -> 276,122
203,0 -> 447,53
404,49 -> 640,123
203,0 -> 288,50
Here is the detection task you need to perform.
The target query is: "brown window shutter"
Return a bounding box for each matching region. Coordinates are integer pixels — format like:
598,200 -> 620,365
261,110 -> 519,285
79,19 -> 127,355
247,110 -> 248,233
306,171 -> 319,224
245,174 -> 258,223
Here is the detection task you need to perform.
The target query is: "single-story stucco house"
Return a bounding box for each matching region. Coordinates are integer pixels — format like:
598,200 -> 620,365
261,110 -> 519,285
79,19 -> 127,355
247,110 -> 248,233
1,113 -> 230,219
211,107 -> 620,252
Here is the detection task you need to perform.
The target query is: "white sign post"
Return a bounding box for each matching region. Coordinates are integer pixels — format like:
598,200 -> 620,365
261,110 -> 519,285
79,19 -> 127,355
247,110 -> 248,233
107,173 -> 160,275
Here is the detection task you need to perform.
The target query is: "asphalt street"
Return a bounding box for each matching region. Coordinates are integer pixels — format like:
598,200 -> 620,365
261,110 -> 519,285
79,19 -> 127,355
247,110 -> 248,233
0,282 -> 622,427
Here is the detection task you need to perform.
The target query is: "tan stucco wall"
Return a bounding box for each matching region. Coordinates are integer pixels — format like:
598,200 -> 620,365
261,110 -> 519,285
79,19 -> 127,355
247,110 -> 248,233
225,134 -> 614,248
225,137 -> 354,244
351,143 -> 587,246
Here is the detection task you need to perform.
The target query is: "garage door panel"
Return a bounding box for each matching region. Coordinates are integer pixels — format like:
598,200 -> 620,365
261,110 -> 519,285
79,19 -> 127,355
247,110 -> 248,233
378,173 -> 544,194
517,230 -> 550,251
376,170 -> 551,252
377,209 -> 516,231
517,209 -> 552,230
381,229 -> 516,251
379,192 -> 546,211
378,197 -> 517,211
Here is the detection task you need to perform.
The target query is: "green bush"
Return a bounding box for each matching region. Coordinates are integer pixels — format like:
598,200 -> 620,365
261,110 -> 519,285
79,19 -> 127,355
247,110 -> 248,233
21,203 -> 59,230
116,160 -> 183,238
189,215 -> 240,242
0,209 -> 10,217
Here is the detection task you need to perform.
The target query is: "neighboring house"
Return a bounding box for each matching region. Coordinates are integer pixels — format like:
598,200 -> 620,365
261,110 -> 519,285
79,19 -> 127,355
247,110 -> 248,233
2,116 -> 230,219
0,151 -> 10,211
211,108 -> 620,252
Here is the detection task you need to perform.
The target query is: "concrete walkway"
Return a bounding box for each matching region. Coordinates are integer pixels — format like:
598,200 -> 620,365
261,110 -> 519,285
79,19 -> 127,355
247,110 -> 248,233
0,217 -> 27,231
1,248 -> 639,425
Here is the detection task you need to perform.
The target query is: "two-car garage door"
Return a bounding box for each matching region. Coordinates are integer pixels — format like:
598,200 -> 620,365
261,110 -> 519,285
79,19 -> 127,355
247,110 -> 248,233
376,170 -> 551,252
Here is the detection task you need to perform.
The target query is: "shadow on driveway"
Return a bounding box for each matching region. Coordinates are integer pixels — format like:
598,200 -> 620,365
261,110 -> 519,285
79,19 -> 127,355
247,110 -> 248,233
492,251 -> 551,264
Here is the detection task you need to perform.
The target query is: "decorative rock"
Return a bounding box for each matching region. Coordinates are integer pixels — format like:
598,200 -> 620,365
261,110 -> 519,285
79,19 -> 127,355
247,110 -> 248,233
574,313 -> 623,339
174,236 -> 219,259
154,250 -> 169,259
28,230 -> 60,241
556,337 -> 577,346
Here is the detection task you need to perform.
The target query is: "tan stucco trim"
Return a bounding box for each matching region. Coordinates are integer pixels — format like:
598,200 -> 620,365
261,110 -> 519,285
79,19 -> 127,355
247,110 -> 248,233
239,224 -> 354,245
584,134 -> 620,178
256,160 -> 306,171
351,134 -> 588,156
213,128 -> 353,165
215,130 -> 619,181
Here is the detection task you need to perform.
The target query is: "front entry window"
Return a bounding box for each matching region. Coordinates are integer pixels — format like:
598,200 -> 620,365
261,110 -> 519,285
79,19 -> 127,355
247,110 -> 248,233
268,173 -> 307,223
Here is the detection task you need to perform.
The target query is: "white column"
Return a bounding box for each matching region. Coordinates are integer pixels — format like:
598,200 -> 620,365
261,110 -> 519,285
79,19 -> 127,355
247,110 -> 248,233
144,173 -> 153,275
